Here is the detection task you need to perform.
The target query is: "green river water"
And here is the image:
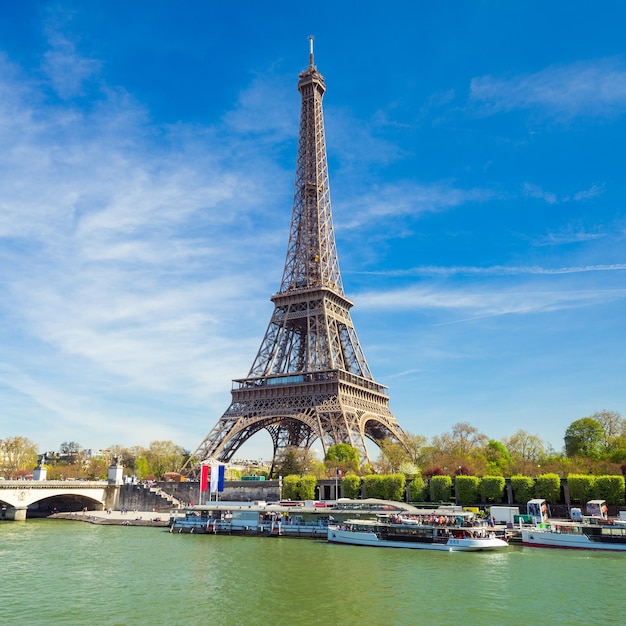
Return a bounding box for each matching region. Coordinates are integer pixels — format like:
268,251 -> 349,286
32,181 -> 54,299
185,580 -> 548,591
1,519 -> 624,625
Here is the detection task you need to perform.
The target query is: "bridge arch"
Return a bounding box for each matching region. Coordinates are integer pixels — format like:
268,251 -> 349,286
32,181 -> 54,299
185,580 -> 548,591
0,481 -> 114,520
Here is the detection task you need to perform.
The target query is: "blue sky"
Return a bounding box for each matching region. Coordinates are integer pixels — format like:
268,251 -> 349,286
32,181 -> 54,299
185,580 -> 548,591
1,1 -> 625,460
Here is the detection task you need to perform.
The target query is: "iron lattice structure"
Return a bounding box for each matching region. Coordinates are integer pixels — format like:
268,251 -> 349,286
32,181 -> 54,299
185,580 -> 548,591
185,41 -> 407,473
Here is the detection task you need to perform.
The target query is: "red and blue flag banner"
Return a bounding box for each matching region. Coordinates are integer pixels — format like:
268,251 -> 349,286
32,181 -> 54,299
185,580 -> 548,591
200,464 -> 209,492
336,469 -> 344,477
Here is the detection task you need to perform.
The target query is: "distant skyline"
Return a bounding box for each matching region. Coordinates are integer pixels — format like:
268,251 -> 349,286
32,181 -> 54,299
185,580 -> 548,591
1,2 -> 625,460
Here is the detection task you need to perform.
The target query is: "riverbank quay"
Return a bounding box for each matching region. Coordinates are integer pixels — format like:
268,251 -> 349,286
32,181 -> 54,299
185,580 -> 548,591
50,509 -> 170,527
168,499 -> 513,543
170,499 -> 420,536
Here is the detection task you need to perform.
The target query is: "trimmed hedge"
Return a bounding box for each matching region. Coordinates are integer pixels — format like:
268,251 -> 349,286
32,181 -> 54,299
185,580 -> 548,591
282,475 -> 300,500
409,475 -> 427,502
363,475 -> 385,499
593,475 -> 625,505
281,474 -> 316,500
361,474 -> 406,501
535,473 -> 561,503
567,474 -> 596,503
455,475 -> 480,505
342,474 -> 361,499
299,475 -> 317,500
430,475 -> 452,502
481,476 -> 506,503
511,475 -> 535,504
383,474 -> 406,501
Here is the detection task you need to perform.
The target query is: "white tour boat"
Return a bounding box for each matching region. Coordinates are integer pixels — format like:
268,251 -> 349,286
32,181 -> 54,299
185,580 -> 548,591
521,520 -> 626,551
328,518 -> 509,552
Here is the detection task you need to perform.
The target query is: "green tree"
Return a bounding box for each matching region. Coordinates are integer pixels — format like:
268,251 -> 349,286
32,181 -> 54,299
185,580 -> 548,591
376,439 -> 409,473
135,456 -> 150,480
144,440 -> 186,478
0,436 -> 39,476
503,430 -> 546,474
325,444 -> 360,475
484,440 -> 511,476
564,418 -> 604,459
592,410 -> 624,446
84,458 -> 109,480
325,444 -> 360,464
432,422 -> 488,456
274,446 -> 314,476
403,433 -> 428,466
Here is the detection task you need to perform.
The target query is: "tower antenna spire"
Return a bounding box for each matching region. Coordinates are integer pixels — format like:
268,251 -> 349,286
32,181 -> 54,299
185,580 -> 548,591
308,35 -> 315,67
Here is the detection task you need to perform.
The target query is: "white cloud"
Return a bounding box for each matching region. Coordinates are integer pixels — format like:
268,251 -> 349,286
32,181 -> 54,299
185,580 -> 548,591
0,35 -> 293,450
470,59 -> 626,118
533,228 -> 606,246
573,184 -> 603,201
523,182 -> 558,204
337,181 -> 495,229
357,283 -> 626,318
356,263 -> 626,278
222,72 -> 297,140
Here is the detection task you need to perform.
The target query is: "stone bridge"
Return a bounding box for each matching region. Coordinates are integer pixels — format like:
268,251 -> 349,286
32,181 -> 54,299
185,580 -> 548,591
0,480 -> 120,521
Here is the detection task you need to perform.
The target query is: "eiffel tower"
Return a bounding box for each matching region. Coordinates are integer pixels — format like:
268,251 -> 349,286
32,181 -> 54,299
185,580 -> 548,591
185,39 -> 407,473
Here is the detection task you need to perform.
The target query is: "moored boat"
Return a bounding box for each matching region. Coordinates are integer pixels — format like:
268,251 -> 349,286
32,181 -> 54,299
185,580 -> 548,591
521,520 -> 626,551
328,518 -> 509,552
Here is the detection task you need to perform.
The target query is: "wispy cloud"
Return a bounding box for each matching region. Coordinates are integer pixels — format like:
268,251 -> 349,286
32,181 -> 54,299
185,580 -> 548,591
521,182 -> 604,206
524,182 -> 558,204
533,227 -> 606,246
355,263 -> 626,278
222,72 -> 298,140
0,30 -> 293,447
337,181 -> 495,229
357,283 -> 626,318
470,58 -> 626,118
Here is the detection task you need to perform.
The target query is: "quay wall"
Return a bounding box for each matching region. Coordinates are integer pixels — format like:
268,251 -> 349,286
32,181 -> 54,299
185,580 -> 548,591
119,481 -> 282,512
119,478 -> 626,516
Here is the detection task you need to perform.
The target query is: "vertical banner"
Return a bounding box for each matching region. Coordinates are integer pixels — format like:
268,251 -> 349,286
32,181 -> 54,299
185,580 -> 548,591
200,464 -> 209,493
210,464 -> 226,493
218,464 -> 225,492
210,464 -> 219,493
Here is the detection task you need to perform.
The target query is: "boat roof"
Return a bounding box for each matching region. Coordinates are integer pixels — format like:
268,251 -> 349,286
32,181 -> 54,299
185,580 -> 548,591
180,499 -> 468,516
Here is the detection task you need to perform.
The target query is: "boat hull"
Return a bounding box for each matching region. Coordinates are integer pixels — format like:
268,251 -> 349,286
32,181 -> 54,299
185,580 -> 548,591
328,528 -> 508,551
522,528 -> 626,551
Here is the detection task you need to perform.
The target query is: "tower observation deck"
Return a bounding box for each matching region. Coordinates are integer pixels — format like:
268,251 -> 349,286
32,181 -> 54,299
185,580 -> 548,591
184,39 -> 408,473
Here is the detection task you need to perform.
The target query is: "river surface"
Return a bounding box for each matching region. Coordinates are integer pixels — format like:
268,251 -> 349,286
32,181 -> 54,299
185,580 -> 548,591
1,519 -> 625,625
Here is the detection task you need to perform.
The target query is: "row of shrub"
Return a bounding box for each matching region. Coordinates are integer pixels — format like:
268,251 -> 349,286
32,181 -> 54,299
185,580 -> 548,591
567,474 -> 625,505
281,473 -> 626,505
282,475 -> 317,501
418,473 -> 625,505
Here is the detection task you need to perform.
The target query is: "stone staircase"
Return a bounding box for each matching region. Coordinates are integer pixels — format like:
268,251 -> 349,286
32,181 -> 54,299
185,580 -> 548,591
149,486 -> 183,509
